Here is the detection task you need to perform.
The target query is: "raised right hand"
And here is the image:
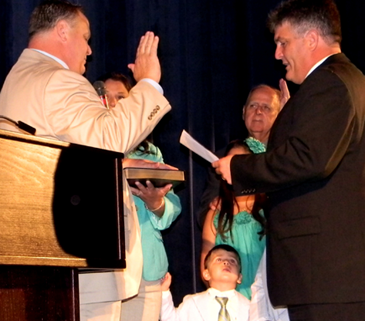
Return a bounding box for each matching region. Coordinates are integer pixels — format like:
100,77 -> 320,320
279,78 -> 290,110
128,31 -> 161,83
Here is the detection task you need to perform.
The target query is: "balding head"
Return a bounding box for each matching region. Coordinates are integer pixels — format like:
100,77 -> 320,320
242,85 -> 281,144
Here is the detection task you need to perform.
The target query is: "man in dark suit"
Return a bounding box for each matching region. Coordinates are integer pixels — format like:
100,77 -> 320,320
213,0 -> 365,320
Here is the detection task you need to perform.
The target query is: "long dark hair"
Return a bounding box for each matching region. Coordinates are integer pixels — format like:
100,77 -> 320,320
215,140 -> 267,241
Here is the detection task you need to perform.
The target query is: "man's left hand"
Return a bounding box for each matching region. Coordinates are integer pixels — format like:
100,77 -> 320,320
212,155 -> 234,184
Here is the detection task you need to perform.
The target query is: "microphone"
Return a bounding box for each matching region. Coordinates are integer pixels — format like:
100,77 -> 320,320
93,81 -> 109,109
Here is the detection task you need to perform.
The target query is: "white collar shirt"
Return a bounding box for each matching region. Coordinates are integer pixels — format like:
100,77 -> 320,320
208,288 -> 239,321
30,49 -> 69,69
305,54 -> 337,79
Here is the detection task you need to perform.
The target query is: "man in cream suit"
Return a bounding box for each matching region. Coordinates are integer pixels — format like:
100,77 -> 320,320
0,1 -> 172,320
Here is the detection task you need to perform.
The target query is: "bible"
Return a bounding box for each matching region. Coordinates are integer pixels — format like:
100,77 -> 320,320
124,167 -> 185,188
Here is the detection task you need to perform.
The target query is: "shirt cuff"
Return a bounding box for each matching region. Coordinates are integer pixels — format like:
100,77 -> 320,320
162,290 -> 171,298
140,78 -> 164,95
140,78 -> 163,95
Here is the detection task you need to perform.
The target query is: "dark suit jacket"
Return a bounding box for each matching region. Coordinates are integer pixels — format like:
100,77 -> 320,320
231,53 -> 365,306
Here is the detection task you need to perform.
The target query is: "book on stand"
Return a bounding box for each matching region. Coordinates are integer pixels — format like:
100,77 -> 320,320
124,167 -> 185,188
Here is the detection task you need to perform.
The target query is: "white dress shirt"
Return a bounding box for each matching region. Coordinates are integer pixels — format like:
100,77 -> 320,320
208,288 -> 240,320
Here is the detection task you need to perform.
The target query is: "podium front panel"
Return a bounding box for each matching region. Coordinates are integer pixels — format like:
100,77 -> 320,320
0,129 -> 125,269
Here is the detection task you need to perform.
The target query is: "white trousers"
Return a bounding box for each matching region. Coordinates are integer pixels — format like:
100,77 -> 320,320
80,278 -> 162,321
80,301 -> 122,321
121,278 -> 162,321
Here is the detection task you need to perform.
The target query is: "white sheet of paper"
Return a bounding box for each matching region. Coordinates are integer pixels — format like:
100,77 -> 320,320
179,130 -> 219,163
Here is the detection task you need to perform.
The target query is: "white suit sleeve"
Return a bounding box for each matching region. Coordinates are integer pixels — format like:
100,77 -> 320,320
160,290 -> 179,321
45,70 -> 171,153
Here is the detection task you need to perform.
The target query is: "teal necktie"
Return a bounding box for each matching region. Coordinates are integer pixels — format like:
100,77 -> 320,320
215,296 -> 231,321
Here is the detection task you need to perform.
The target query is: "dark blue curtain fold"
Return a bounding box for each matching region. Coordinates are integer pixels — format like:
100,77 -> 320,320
1,0 -> 365,305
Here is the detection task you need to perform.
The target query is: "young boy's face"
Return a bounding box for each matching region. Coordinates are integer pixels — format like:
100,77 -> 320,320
203,249 -> 242,285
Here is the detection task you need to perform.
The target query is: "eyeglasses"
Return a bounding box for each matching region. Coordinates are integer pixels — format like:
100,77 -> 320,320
246,102 -> 275,114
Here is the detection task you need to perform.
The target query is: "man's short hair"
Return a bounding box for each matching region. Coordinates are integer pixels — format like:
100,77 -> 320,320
29,0 -> 83,40
267,0 -> 342,45
204,244 -> 242,272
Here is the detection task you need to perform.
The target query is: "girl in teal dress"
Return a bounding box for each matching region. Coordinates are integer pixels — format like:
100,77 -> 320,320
201,138 -> 266,300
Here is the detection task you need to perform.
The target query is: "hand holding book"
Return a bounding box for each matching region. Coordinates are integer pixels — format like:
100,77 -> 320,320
123,158 -> 184,216
123,158 -> 185,189
130,180 -> 171,217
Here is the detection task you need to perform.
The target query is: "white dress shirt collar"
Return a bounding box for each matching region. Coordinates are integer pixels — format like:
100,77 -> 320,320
208,288 -> 239,320
30,49 -> 69,69
305,53 -> 337,79
209,287 -> 236,298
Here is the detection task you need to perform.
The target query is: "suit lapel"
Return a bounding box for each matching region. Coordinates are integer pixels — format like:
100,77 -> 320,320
192,291 -> 211,321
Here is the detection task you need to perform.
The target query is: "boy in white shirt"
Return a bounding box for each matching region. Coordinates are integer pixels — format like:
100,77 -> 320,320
160,244 -> 250,321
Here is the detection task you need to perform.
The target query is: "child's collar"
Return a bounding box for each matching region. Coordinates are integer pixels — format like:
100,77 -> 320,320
208,287 -> 236,298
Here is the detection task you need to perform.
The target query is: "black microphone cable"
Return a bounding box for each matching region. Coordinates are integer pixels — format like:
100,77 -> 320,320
0,115 -> 36,135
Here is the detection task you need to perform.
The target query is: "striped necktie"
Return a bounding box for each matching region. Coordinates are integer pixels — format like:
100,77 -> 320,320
215,296 -> 231,321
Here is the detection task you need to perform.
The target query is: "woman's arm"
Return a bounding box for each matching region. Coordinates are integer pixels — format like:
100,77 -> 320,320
200,208 -> 217,286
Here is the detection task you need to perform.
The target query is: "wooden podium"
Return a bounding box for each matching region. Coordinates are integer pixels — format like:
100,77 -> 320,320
0,129 -> 126,320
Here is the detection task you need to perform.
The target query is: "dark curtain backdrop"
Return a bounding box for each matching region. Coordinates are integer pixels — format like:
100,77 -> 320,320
1,0 -> 365,305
